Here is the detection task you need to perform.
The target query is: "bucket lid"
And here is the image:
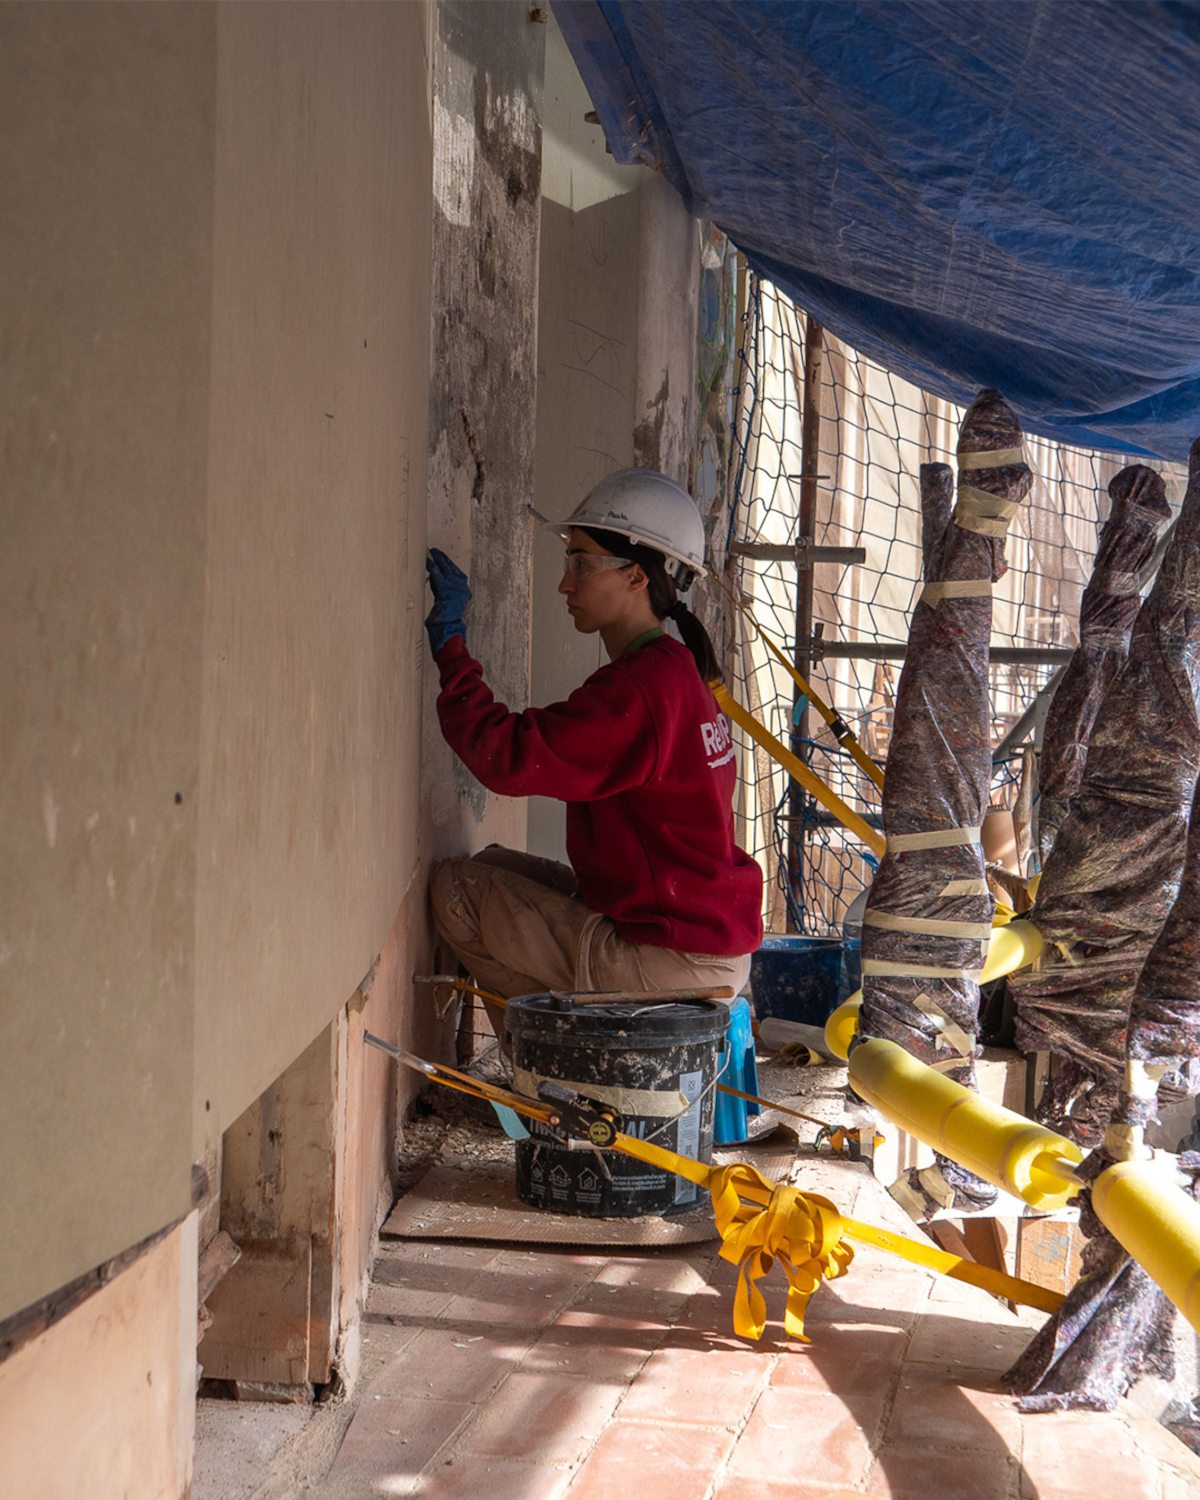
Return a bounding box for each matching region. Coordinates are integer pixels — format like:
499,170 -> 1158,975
505,993 -> 730,1044
754,934 -> 843,953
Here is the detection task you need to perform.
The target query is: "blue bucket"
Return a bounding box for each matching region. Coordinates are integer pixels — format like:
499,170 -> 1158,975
714,996 -> 761,1146
750,935 -> 844,1027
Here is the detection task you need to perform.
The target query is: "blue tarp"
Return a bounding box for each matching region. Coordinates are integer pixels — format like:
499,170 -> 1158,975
555,1 -> 1200,462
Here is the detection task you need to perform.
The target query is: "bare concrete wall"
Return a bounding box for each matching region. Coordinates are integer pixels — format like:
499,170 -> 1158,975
0,1 -> 212,1319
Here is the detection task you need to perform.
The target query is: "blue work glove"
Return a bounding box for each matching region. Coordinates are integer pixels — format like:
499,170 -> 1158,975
424,548 -> 472,654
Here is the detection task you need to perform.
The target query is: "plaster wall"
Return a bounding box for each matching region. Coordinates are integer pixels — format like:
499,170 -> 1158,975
1,0 -> 436,1326
0,1 -> 212,1318
0,1219 -> 198,1500
336,882 -> 445,1386
193,0 -> 434,1149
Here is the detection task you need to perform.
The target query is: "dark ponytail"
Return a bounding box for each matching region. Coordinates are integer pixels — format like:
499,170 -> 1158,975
581,527 -> 723,684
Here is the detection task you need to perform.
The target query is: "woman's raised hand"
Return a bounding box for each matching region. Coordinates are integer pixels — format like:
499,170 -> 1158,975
424,548 -> 472,655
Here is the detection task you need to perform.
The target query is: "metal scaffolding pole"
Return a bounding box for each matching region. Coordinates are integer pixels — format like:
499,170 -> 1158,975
787,316 -> 824,929
812,642 -> 1076,665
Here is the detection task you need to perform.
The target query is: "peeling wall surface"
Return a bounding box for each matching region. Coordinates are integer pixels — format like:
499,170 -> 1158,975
528,14 -> 699,862
634,175 -> 701,485
0,0 -> 705,1457
423,0 -> 544,850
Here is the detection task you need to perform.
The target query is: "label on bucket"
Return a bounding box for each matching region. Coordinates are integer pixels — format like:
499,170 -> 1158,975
674,1070 -> 703,1205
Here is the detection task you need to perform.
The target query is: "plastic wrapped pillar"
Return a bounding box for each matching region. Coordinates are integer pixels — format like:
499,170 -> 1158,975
1014,439 -> 1200,1145
1122,770 -> 1200,1099
1007,441 -> 1200,1412
858,390 -> 1031,1214
1038,467 -> 1171,861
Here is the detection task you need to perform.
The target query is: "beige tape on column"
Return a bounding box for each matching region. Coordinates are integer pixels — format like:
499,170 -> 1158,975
1103,1121 -> 1149,1163
888,1163 -> 958,1220
888,1174 -> 930,1220
940,877 -> 990,897
911,990 -> 976,1057
887,825 -> 982,853
1086,627 -> 1135,651
919,579 -> 993,606
917,1164 -> 959,1207
862,910 -> 993,940
861,959 -> 983,980
957,446 -> 1024,469
954,484 -> 1022,537
513,1066 -> 688,1118
1125,1059 -> 1169,1099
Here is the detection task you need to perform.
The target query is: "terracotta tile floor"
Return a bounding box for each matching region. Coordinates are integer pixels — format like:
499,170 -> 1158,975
308,1160 -> 1200,1500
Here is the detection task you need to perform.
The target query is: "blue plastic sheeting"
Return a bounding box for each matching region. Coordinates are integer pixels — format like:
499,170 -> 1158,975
555,0 -> 1200,461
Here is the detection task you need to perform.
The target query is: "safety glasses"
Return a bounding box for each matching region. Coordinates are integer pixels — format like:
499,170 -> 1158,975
562,552 -> 634,580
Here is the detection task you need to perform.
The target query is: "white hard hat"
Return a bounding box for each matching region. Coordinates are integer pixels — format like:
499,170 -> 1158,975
549,468 -> 708,579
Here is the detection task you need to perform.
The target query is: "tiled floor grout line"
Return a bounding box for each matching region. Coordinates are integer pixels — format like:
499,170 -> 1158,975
857,1274 -> 928,1496
406,1246 -> 677,1493
844,1171 -> 1040,1500
547,1298 -> 786,1500
697,1335 -> 782,1500
556,1258 -> 731,1498
319,1158 -> 1200,1500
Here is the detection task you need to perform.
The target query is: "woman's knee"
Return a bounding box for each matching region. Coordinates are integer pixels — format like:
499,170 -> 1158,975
429,857 -> 476,943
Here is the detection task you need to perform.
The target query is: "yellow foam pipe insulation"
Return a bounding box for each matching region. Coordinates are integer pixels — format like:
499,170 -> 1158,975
823,918 -> 1045,1061
846,1036 -> 1082,1212
1091,1160 -> 1200,1335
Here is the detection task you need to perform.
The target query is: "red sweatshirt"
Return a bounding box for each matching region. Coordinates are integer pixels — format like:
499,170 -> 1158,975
435,634 -> 763,955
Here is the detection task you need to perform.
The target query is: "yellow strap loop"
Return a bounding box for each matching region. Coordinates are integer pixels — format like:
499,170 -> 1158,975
369,1040 -> 1066,1335
709,1163 -> 855,1340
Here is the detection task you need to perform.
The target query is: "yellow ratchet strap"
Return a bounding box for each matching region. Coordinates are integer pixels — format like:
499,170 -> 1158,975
840,1219 -> 1064,1314
719,582 -> 885,790
369,1039 -> 1064,1338
713,682 -> 886,857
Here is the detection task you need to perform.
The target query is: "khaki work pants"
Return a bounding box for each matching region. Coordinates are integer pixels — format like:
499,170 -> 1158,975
430,846 -> 751,1001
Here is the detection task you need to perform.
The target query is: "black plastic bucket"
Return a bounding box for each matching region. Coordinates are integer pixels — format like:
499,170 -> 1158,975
506,994 -> 729,1218
750,935 -> 844,1026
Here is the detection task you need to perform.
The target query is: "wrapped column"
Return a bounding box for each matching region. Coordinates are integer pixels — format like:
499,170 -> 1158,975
1107,765 -> 1200,1154
1005,785 -> 1200,1413
858,390 -> 1031,1214
1014,440 -> 1200,1145
1038,467 -> 1171,862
